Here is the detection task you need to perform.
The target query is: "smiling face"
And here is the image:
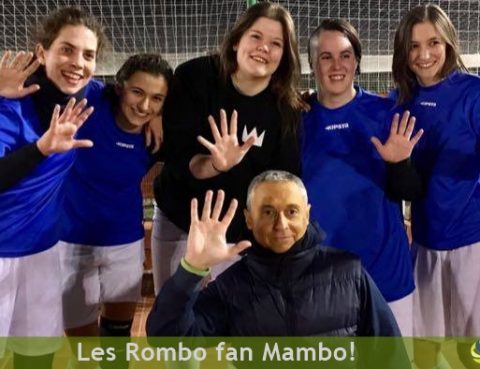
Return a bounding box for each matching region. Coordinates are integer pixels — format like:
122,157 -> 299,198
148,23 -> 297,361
115,71 -> 168,133
312,30 -> 357,107
36,25 -> 98,95
233,17 -> 284,84
408,21 -> 447,87
244,181 -> 310,254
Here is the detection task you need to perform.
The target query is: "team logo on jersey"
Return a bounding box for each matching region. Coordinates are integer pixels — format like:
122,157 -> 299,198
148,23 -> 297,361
116,141 -> 135,149
419,101 -> 437,107
471,340 -> 480,364
324,123 -> 350,131
242,126 -> 265,147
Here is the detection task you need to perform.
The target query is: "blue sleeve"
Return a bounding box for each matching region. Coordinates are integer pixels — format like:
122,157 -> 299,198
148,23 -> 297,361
146,265 -> 228,337
0,103 -> 46,191
467,90 -> 480,138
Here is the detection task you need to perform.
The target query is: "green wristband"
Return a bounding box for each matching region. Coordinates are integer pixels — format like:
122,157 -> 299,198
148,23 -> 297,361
180,257 -> 211,277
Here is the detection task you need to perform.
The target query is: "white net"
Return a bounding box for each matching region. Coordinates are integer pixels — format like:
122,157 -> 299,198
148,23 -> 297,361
1,0 -> 479,92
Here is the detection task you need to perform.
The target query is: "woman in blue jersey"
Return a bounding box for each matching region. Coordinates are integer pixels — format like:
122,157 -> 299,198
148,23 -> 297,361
391,4 -> 480,368
302,19 -> 422,336
59,54 -> 172,341
0,6 -> 107,369
151,2 -> 303,294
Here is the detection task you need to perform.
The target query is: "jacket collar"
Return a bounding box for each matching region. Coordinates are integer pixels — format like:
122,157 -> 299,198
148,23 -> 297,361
244,223 -> 325,286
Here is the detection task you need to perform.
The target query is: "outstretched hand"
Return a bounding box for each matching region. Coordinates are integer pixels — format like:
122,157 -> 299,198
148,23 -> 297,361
36,98 -> 94,156
0,50 -> 41,98
197,109 -> 255,172
371,111 -> 423,163
184,190 -> 251,270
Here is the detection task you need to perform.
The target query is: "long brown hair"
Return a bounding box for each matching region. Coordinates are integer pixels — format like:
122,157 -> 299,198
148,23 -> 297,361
219,2 -> 302,137
392,4 -> 467,105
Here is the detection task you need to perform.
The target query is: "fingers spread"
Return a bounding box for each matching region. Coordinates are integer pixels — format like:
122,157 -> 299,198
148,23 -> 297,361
405,116 -> 416,139
240,136 -> 255,155
211,190 -> 225,221
220,109 -> 228,136
75,106 -> 94,128
18,52 -> 33,71
71,98 -> 88,117
191,198 -> 199,223
19,84 -> 40,98
197,135 -> 216,152
411,128 -> 424,146
390,113 -> 399,135
208,115 -> 222,142
230,110 -> 238,136
0,50 -> 11,68
222,198 -> 238,226
230,240 -> 252,256
399,110 -> 410,135
59,98 -> 77,123
24,59 -> 41,78
370,136 -> 382,151
49,105 -> 61,128
72,139 -> 94,149
201,190 -> 213,221
10,51 -> 25,69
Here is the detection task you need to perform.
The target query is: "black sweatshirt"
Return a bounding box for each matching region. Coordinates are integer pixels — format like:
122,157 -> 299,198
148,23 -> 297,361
155,55 -> 301,242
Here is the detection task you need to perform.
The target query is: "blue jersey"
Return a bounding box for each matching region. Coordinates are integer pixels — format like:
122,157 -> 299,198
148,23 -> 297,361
301,87 -> 414,302
404,72 -> 480,250
61,91 -> 152,246
0,80 -> 103,257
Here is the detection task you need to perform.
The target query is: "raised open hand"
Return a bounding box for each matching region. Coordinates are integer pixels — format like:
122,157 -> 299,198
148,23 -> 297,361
36,98 -> 94,156
0,50 -> 41,98
197,109 -> 255,172
371,111 -> 423,163
184,190 -> 251,270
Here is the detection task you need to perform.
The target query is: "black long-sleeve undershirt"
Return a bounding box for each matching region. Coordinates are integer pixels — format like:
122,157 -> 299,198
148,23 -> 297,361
385,158 -> 424,202
0,143 -> 46,192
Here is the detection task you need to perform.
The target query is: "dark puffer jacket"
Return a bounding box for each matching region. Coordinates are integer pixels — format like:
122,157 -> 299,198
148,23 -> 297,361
146,224 -> 400,337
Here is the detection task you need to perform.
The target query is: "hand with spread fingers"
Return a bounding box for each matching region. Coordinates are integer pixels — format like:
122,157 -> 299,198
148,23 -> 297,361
36,98 -> 95,156
184,190 -> 251,270
197,109 -> 255,173
145,115 -> 163,154
371,110 -> 424,163
0,50 -> 41,99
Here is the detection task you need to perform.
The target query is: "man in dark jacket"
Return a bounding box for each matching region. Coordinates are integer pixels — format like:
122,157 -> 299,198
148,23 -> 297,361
146,170 -> 400,337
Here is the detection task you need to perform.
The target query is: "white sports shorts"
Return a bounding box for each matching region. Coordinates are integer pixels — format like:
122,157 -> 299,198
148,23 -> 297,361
0,243 -> 63,356
413,241 -> 480,336
59,240 -> 144,329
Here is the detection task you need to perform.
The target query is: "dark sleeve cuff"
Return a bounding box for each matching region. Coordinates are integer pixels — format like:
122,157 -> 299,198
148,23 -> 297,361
0,142 -> 47,191
385,158 -> 424,201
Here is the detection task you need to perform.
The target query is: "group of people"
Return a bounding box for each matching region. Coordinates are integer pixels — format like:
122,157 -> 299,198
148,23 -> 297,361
1,2 -> 480,369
